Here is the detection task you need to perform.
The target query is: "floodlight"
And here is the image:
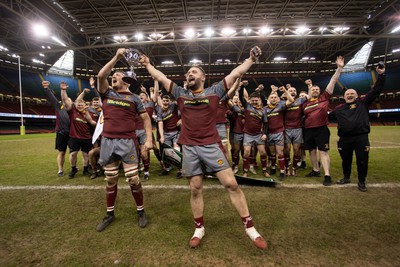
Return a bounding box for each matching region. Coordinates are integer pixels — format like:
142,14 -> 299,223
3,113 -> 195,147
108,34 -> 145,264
295,26 -> 310,35
185,28 -> 196,39
135,33 -> 144,40
204,28 -> 214,37
190,59 -> 202,64
162,60 -> 174,64
259,26 -> 273,35
221,27 -> 236,36
32,23 -> 50,37
273,57 -> 286,61
243,28 -> 251,34
333,26 -> 350,32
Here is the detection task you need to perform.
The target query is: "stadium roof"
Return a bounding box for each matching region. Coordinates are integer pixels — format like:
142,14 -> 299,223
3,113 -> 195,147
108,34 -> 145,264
0,0 -> 399,79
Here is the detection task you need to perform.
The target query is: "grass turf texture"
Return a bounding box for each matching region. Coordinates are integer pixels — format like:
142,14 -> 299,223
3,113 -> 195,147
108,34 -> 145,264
0,126 -> 399,266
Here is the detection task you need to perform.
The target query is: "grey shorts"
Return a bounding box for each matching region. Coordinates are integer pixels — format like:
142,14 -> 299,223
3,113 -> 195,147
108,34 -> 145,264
243,133 -> 264,146
181,143 -> 229,177
164,131 -> 179,147
99,137 -> 139,166
216,123 -> 227,140
233,133 -> 244,144
285,128 -> 303,144
267,132 -> 285,146
135,129 -> 147,145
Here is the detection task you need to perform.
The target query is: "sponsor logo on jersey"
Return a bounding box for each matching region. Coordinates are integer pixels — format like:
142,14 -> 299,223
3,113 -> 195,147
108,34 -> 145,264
304,103 -> 319,111
287,106 -> 300,111
350,104 -> 357,109
75,117 -> 87,124
183,99 -> 210,106
217,159 -> 224,165
163,113 -> 173,121
250,111 -> 262,120
130,154 -> 135,160
107,99 -> 131,108
267,112 -> 279,118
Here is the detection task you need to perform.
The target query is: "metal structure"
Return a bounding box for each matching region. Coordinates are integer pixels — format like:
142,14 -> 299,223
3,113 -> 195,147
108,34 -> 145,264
0,0 -> 399,79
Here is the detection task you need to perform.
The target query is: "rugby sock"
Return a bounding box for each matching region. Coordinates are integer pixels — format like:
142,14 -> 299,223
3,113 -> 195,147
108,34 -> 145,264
284,153 -> 290,168
241,215 -> 254,228
260,154 -> 267,170
142,157 -> 150,172
194,216 -> 204,228
233,155 -> 239,166
243,157 -> 250,172
106,184 -> 118,216
270,155 -> 277,168
293,155 -> 301,169
278,155 -> 286,172
129,183 -> 144,210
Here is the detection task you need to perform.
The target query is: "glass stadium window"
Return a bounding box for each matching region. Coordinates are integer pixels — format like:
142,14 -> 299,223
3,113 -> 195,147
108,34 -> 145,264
47,50 -> 74,76
343,41 -> 374,72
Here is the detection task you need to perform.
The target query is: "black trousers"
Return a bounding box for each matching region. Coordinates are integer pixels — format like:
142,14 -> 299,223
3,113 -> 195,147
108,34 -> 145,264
337,134 -> 370,183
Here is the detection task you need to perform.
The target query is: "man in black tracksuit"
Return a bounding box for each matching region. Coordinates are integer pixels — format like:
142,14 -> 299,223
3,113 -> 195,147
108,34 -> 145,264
329,65 -> 386,192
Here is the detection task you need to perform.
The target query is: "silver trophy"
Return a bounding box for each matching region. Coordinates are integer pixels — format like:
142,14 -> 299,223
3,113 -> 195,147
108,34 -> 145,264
122,48 -> 142,85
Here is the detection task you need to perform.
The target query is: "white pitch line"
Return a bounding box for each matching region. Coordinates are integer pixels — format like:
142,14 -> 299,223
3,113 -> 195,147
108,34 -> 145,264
0,183 -> 400,191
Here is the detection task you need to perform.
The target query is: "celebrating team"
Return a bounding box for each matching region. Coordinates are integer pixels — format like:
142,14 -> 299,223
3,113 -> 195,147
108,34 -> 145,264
42,46 -> 386,250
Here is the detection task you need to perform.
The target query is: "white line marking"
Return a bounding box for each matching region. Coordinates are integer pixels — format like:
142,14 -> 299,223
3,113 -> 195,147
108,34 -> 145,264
0,183 -> 399,190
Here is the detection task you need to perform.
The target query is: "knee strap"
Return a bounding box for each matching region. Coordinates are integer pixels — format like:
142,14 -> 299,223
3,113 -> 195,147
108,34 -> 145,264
125,167 -> 139,185
104,167 -> 119,186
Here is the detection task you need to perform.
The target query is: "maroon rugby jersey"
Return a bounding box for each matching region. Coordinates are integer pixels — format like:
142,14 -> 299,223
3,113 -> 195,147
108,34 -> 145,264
284,97 -> 306,129
243,104 -> 268,136
216,98 -> 228,124
231,105 -> 245,134
264,100 -> 286,134
156,102 -> 180,132
68,105 -> 92,139
134,101 -> 155,130
170,80 -> 228,145
303,91 -> 331,128
100,89 -> 145,139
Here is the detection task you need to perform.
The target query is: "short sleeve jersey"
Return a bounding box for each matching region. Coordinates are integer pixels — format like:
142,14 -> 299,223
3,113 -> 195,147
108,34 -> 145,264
284,97 -> 307,129
303,91 -> 331,128
231,105 -> 245,134
243,103 -> 268,136
170,80 -> 228,145
216,97 -> 228,124
100,88 -> 145,139
156,102 -> 180,132
264,100 -> 287,134
68,105 -> 92,139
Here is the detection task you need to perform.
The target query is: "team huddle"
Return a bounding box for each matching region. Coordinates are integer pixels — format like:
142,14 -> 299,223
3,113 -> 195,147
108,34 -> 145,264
42,46 -> 386,250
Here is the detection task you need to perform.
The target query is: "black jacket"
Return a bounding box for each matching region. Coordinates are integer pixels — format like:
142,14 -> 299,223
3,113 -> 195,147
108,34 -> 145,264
329,73 -> 385,137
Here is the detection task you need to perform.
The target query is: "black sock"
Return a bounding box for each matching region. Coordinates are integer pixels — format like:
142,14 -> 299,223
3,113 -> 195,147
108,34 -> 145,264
107,211 -> 114,217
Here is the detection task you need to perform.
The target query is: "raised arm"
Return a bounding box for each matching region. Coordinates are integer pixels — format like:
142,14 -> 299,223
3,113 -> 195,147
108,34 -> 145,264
42,81 -> 58,109
97,48 -> 126,94
140,55 -> 173,93
227,77 -> 241,98
305,79 -> 313,98
278,86 -> 295,106
152,80 -> 163,107
60,81 -> 73,111
325,56 -> 344,95
224,46 -> 261,89
364,65 -> 386,107
89,77 -> 100,98
76,88 -> 90,102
